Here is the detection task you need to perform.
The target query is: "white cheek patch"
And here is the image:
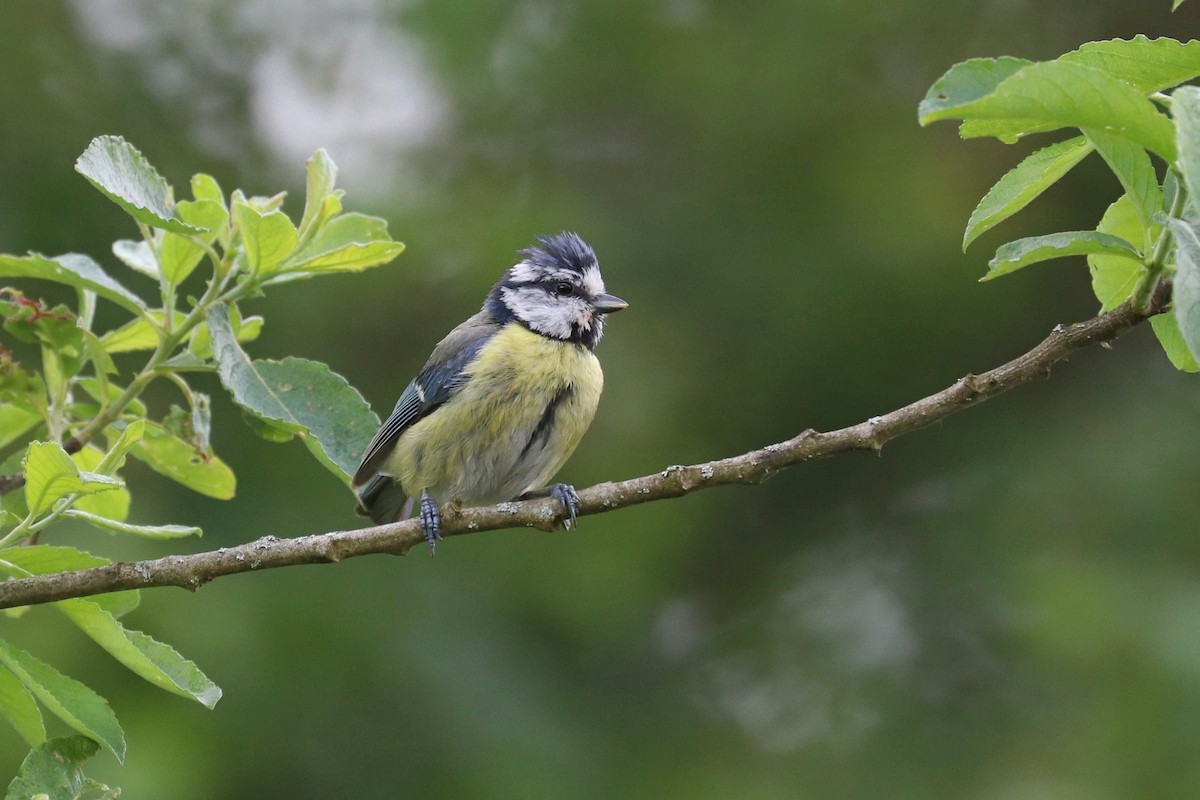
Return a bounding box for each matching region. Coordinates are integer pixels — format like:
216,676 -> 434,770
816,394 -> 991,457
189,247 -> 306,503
581,265 -> 605,297
501,287 -> 577,339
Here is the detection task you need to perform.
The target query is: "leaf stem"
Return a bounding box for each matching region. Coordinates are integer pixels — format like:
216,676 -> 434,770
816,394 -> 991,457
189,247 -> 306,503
1134,172 -> 1188,313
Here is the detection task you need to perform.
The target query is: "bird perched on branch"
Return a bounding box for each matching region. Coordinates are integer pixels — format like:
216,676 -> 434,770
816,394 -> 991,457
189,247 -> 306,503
352,232 -> 628,553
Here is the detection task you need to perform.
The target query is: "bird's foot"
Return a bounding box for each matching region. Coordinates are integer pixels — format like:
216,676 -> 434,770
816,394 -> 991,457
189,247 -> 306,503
549,483 -> 580,530
419,489 -> 442,555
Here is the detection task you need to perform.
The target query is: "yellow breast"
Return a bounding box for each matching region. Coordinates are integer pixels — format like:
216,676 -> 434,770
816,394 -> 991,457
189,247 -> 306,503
387,324 -> 604,505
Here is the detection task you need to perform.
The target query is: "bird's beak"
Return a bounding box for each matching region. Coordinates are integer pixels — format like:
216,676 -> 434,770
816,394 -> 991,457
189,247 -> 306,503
592,293 -> 629,314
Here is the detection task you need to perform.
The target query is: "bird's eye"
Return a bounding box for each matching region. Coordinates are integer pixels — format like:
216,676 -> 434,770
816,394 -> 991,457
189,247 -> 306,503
554,281 -> 573,296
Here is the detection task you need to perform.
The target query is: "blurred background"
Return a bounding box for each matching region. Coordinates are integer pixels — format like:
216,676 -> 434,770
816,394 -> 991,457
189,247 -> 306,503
3,1 -> 1200,797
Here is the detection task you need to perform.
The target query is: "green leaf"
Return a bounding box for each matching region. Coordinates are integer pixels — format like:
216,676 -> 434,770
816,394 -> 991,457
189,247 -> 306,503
99,312 -> 171,353
233,202 -> 299,275
129,421 -> 236,499
1089,196 -> 1153,312
0,253 -> 146,315
1173,86 -> 1200,215
985,231 -> 1141,281
95,419 -> 144,475
191,173 -> 225,204
111,239 -> 158,279
75,378 -> 146,418
280,212 -> 404,276
208,305 -> 380,482
61,509 -> 201,540
0,546 -> 139,619
0,640 -> 124,761
1175,0 -> 1189,9
959,118 -> 1059,143
0,666 -> 44,746
1084,130 -> 1161,235
4,735 -> 101,800
57,599 -> 221,708
963,136 -> 1094,250
0,407 -> 40,452
74,135 -> 204,236
70,446 -> 129,523
1150,311 -> 1200,371
160,199 -> 227,285
1059,36 -> 1200,94
22,442 -> 123,517
919,57 -> 1033,122
922,61 -> 1178,161
298,148 -> 340,239
1168,217 -> 1200,363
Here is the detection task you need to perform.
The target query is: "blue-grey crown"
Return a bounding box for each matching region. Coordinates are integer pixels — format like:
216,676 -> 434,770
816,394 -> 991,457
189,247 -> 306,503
517,231 -> 597,277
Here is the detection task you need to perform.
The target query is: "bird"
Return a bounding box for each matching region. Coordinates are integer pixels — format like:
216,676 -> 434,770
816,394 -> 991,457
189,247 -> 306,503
352,232 -> 627,553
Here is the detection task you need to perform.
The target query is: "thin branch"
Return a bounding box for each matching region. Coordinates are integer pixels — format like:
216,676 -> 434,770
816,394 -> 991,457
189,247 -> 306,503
0,289 -> 1169,610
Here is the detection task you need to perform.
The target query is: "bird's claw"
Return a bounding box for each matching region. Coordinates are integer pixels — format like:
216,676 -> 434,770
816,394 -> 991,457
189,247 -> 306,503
549,483 -> 580,530
419,489 -> 442,555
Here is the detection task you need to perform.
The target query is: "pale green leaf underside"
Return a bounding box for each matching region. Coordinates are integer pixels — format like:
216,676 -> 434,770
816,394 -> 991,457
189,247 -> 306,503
1172,86 -> 1200,214
1150,312 -> 1200,372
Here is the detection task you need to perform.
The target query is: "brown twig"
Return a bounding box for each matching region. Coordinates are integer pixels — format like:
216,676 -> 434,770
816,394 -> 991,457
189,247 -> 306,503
0,289 -> 1168,610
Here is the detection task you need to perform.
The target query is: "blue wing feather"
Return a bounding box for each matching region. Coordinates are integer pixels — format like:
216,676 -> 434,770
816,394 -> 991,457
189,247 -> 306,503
352,330 -> 494,488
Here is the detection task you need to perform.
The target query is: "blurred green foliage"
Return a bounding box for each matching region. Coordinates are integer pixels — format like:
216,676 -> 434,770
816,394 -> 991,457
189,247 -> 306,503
3,1 -> 1200,798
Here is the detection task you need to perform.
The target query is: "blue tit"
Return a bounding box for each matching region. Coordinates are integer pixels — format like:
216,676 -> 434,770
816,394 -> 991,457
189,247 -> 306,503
352,231 -> 627,552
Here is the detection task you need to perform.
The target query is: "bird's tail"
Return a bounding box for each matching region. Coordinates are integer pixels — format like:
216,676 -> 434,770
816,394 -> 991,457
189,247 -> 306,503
355,474 -> 413,524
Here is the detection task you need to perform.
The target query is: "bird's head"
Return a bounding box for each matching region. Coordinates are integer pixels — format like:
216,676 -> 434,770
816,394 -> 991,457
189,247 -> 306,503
487,232 -> 627,349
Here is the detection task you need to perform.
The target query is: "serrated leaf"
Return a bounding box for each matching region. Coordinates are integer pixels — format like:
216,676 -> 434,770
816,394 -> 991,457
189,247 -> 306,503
1084,131 -> 1161,236
0,666 -> 44,747
1150,311 -> 1200,371
1168,217 -> 1200,363
0,253 -> 146,315
74,135 -> 203,236
208,305 -> 380,481
233,202 -> 298,275
0,639 -> 125,762
985,231 -> 1141,280
1089,194 -> 1149,310
4,735 -> 100,800
964,136 -> 1094,250
22,442 -> 123,516
281,213 -> 404,276
1173,86 -> 1200,216
62,509 -> 201,540
112,239 -> 159,279
160,199 -> 227,285
0,546 -> 138,618
922,61 -> 1177,161
57,599 -> 221,708
129,421 -> 235,499
1059,36 -> 1200,94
